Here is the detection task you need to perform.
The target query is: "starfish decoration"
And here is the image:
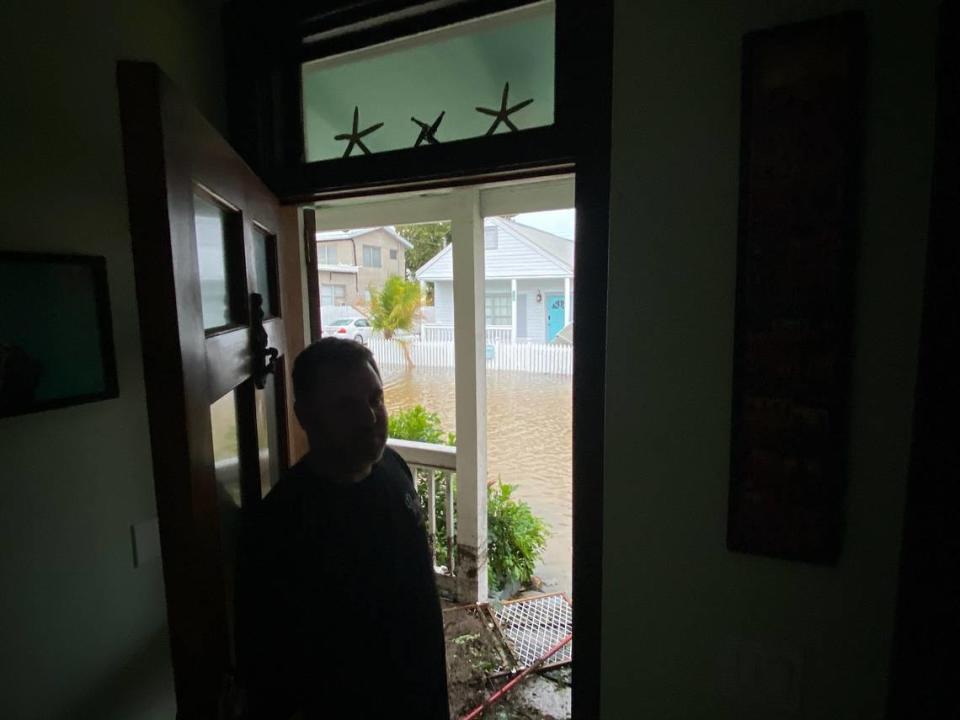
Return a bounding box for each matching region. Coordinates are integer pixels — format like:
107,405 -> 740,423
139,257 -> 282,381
475,82 -> 534,136
334,106 -> 384,158
411,111 -> 445,147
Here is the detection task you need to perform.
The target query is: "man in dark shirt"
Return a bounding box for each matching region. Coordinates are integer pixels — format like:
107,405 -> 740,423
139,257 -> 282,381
239,338 -> 449,720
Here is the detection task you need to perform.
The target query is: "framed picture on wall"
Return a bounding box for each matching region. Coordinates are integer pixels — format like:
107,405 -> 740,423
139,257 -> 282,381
727,13 -> 866,563
0,252 -> 119,417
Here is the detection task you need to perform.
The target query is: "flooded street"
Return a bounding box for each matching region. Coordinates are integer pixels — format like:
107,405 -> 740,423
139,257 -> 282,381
383,367 -> 572,596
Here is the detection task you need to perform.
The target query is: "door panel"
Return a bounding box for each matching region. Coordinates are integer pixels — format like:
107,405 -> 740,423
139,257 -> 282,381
119,61 -> 306,718
546,293 -> 565,341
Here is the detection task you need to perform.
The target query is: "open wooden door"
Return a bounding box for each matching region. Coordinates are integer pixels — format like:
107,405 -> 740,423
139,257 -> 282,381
118,62 -> 307,718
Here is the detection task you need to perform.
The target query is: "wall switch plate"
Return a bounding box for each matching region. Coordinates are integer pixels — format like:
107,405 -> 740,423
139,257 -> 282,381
721,639 -> 803,715
131,517 -> 161,568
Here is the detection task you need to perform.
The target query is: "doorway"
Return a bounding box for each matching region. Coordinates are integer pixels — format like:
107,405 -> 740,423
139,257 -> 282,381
306,180 -> 576,716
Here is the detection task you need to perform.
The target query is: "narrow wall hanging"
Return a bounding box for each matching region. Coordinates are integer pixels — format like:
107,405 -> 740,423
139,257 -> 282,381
727,13 -> 865,564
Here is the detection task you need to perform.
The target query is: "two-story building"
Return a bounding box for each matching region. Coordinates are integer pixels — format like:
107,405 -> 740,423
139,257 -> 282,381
316,226 -> 412,307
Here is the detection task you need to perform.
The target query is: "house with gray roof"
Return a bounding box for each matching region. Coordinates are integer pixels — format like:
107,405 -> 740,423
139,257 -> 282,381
416,217 -> 573,343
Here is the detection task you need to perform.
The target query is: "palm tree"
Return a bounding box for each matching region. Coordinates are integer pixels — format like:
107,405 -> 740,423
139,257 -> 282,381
369,275 -> 421,366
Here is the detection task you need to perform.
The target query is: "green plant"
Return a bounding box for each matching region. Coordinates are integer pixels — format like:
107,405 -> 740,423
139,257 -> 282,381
388,405 -> 456,446
369,275 -> 421,340
388,405 -> 549,592
487,480 -> 549,593
396,221 -> 451,274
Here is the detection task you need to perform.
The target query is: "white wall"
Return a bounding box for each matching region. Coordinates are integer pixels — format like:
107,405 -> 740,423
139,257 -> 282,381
602,1 -> 935,718
434,281 -> 455,324
0,1 -> 225,718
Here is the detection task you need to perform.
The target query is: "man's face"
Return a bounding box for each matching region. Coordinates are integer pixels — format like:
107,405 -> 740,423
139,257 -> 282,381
296,361 -> 388,476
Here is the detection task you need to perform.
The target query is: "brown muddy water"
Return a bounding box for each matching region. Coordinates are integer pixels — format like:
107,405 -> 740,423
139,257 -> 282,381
383,367 -> 572,596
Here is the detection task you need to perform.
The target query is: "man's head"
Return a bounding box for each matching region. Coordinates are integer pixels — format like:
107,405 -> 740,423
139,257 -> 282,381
292,338 -> 388,479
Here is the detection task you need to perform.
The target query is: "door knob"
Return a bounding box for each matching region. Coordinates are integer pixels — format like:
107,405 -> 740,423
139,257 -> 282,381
250,293 -> 278,389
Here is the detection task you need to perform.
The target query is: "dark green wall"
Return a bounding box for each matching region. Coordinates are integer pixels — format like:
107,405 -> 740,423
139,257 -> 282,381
0,1 -> 224,717
603,1 -> 935,717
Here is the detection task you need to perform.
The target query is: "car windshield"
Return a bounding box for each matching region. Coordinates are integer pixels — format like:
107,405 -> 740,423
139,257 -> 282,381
330,319 -> 354,326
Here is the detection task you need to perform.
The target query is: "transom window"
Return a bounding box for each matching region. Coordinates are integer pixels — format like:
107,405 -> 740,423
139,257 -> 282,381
301,2 -> 556,162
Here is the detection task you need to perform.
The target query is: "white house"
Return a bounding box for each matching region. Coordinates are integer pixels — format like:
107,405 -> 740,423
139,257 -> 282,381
416,217 -> 573,343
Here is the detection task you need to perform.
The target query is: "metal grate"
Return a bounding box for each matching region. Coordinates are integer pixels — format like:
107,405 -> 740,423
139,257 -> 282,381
492,592 -> 573,670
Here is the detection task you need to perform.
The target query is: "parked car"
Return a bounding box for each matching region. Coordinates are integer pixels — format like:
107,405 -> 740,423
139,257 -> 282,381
322,317 -> 373,343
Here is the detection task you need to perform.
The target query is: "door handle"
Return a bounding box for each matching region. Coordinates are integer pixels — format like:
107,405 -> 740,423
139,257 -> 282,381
250,293 -> 278,389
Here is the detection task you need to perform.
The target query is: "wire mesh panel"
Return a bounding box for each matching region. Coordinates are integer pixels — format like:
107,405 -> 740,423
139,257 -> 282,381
492,592 -> 573,669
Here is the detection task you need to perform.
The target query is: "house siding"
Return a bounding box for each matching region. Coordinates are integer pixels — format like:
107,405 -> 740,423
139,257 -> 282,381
430,278 -> 568,341
352,229 -> 407,297
434,281 -> 454,324
318,229 -> 408,306
417,222 -> 572,281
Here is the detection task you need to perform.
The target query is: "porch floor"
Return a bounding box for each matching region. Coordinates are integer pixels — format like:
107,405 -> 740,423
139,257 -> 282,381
443,595 -> 572,720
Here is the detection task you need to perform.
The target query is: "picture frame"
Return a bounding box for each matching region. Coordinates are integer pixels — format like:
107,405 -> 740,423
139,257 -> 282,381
0,252 -> 119,417
727,13 -> 866,564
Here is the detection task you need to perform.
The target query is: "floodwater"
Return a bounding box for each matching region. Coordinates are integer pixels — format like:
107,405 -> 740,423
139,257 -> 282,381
383,367 -> 572,596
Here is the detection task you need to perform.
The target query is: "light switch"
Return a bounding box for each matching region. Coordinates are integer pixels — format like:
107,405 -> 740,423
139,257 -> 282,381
131,517 -> 161,568
721,639 -> 803,714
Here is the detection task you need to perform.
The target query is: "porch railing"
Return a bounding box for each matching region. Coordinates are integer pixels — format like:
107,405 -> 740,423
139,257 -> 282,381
387,438 -> 459,599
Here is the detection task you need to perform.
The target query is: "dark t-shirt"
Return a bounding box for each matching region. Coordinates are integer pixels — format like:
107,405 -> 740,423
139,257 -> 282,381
238,447 -> 449,720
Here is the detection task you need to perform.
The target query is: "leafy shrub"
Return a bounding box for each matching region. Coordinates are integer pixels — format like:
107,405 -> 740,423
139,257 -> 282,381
388,404 -> 549,593
487,480 -> 549,592
388,405 -> 456,446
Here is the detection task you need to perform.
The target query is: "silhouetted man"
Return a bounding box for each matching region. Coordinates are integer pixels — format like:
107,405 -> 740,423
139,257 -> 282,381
239,339 -> 449,720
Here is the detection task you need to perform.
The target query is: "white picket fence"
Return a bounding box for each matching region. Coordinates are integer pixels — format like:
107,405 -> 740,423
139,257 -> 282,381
366,337 -> 573,376
422,324 -> 514,344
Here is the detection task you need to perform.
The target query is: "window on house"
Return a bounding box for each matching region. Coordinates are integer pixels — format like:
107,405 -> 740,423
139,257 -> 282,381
321,283 -> 346,306
363,245 -> 382,267
317,244 -> 338,264
485,226 -> 498,250
390,248 -> 398,260
485,293 -> 511,326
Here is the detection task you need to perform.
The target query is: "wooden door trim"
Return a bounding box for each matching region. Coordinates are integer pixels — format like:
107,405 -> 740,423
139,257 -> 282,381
119,61 -> 228,716
119,61 -> 306,716
205,319 -> 287,404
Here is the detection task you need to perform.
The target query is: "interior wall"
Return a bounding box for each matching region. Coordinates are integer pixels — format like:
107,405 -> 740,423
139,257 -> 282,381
0,2 -> 225,718
603,1 -> 936,718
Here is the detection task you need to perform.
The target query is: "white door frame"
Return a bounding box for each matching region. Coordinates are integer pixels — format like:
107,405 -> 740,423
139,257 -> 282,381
314,176 -> 574,601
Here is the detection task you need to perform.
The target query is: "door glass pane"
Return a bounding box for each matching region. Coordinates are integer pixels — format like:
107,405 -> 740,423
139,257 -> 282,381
302,2 -> 555,161
256,375 -> 282,497
210,389 -> 241,660
211,390 -> 242,507
252,228 -> 276,317
194,194 -> 234,329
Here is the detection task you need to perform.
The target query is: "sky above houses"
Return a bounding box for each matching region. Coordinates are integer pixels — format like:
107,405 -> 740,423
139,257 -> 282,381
512,208 -> 575,240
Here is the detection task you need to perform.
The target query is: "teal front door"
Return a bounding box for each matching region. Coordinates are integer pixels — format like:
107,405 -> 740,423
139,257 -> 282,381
546,293 -> 565,341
